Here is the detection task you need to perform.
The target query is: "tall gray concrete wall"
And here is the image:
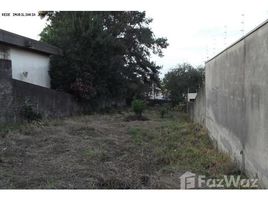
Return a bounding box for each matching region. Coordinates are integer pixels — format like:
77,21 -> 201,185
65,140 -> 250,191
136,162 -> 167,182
189,84 -> 206,126
205,20 -> 268,187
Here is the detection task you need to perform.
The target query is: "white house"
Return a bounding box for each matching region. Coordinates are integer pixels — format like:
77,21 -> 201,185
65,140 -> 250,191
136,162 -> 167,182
148,83 -> 167,100
0,29 -> 62,88
187,92 -> 197,102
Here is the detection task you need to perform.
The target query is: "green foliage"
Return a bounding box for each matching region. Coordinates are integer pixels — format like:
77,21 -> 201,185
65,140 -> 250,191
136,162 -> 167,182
127,111 -> 238,178
84,147 -> 108,161
131,99 -> 145,117
0,124 -> 21,138
173,103 -> 187,113
46,179 -> 56,189
160,104 -> 169,118
20,104 -> 42,122
127,127 -> 143,144
40,11 -> 168,104
163,63 -> 204,104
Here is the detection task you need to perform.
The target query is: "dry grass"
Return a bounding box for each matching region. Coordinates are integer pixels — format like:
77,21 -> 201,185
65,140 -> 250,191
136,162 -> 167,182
0,108 -> 242,189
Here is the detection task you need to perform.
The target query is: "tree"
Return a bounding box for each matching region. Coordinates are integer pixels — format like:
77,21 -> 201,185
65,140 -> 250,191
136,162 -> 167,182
163,63 -> 204,104
39,11 -> 168,105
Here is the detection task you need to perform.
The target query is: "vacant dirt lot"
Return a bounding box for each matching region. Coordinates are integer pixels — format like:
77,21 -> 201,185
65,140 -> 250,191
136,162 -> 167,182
0,108 -> 240,189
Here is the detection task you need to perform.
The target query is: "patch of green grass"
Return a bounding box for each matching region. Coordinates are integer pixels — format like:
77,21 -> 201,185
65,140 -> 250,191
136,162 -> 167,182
84,148 -> 96,158
45,179 -> 56,189
127,127 -> 144,145
154,123 -> 238,177
127,110 -> 240,179
83,147 -> 108,161
0,120 -> 52,137
49,119 -> 64,127
0,123 -> 22,138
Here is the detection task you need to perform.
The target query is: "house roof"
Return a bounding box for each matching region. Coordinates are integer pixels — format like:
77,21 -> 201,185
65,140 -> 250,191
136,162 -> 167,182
0,29 -> 63,56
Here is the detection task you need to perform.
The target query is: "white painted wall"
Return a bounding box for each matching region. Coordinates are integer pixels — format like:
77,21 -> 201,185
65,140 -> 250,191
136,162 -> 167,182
9,47 -> 51,88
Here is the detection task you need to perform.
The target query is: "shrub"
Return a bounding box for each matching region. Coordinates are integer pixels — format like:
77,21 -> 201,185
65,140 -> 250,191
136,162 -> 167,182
160,104 -> 169,118
131,99 -> 145,117
160,107 -> 167,118
20,104 -> 42,122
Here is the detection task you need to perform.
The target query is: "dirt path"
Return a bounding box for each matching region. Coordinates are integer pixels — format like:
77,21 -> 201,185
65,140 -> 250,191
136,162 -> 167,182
0,109 -> 238,189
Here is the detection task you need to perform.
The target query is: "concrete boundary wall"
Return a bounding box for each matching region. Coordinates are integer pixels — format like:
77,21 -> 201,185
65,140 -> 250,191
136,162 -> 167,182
189,84 -> 206,126
0,59 -> 83,123
0,59 -> 126,124
12,79 -> 82,120
0,59 -> 14,123
194,20 -> 268,188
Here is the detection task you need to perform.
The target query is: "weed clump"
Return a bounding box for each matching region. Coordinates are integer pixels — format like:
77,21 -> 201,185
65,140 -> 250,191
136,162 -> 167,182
124,99 -> 148,121
20,103 -> 42,122
131,99 -> 145,117
160,104 -> 170,118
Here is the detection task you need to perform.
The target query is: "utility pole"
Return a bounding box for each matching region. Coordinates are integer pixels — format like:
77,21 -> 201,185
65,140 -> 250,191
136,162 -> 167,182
206,45 -> 209,60
224,25 -> 227,46
240,13 -> 245,36
213,38 -> 216,55
186,88 -> 189,113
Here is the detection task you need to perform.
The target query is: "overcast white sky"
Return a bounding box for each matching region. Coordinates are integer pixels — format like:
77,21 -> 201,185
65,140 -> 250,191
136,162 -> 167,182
1,0 -> 268,77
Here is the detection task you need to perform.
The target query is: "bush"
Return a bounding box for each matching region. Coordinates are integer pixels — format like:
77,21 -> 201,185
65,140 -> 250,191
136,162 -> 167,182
160,107 -> 167,118
160,103 -> 171,118
131,99 -> 145,117
20,104 -> 42,122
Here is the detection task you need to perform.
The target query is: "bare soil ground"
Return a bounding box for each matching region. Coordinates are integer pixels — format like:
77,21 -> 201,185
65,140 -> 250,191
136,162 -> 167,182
0,108 -> 240,189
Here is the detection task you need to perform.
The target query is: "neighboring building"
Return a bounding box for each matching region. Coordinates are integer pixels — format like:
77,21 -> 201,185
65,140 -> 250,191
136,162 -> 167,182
148,83 -> 166,100
187,92 -> 197,102
0,29 -> 62,88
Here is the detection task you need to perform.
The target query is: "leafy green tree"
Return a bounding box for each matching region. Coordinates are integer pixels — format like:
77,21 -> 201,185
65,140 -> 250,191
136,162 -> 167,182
39,11 -> 168,105
163,63 -> 204,104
